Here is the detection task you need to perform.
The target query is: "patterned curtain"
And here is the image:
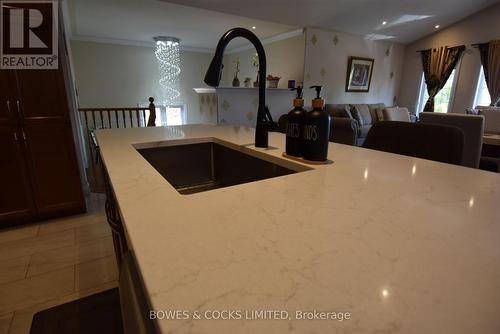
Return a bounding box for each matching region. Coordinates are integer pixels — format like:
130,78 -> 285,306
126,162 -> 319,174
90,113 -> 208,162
478,40 -> 500,106
478,43 -> 490,86
421,45 -> 465,112
487,41 -> 500,106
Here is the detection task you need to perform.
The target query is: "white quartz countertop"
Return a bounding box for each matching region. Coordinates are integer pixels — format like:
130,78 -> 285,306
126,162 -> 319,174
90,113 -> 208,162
96,124 -> 500,334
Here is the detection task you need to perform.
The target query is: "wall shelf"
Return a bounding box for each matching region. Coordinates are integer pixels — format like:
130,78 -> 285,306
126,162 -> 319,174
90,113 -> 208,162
193,88 -> 216,94
193,87 -> 293,93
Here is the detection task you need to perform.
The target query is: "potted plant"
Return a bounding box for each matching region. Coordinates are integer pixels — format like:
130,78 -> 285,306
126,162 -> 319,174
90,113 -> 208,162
267,75 -> 280,88
252,53 -> 259,87
244,77 -> 252,88
232,57 -> 240,87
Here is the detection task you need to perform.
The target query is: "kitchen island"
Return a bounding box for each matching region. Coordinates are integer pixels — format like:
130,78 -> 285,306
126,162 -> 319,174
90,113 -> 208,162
96,124 -> 500,334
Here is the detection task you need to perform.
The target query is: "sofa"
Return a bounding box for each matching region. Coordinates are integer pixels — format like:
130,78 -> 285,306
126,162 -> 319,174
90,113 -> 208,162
325,103 -> 415,146
476,107 -> 500,134
278,103 -> 414,147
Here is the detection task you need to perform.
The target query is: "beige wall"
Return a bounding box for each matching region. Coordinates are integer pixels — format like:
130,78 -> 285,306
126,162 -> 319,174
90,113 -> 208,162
70,40 -> 214,124
302,27 -> 405,107
221,34 -> 305,89
398,3 -> 500,114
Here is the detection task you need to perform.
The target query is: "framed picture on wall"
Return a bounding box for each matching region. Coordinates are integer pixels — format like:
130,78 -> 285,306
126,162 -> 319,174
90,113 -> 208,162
345,57 -> 375,92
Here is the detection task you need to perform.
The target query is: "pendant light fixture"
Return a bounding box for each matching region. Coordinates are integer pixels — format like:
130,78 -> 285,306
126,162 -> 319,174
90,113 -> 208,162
154,36 -> 181,106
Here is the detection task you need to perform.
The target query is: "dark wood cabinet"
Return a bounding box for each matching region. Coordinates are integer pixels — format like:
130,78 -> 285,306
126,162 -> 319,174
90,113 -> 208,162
23,123 -> 84,216
15,67 -> 70,124
0,55 -> 85,226
0,70 -> 19,124
0,126 -> 36,221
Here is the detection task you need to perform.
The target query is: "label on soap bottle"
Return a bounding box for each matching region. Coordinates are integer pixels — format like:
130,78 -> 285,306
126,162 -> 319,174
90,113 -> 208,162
287,123 -> 301,138
303,125 -> 319,141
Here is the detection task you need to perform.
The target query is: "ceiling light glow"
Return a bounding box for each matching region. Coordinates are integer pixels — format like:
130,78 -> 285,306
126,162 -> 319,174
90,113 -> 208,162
252,26 -> 256,29
364,33 -> 395,40
435,24 -> 440,29
382,21 -> 387,25
392,15 -> 431,26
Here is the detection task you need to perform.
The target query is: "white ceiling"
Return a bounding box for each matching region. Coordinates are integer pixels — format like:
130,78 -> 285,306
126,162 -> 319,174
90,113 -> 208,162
67,0 -> 296,51
67,0 -> 499,50
164,0 -> 499,44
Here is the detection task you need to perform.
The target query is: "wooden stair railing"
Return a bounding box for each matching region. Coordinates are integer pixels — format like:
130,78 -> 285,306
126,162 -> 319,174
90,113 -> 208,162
77,97 -> 156,192
78,97 -> 156,132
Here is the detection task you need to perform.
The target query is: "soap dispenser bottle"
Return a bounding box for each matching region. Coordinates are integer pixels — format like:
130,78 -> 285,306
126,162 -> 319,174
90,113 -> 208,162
286,86 -> 306,157
303,85 -> 331,161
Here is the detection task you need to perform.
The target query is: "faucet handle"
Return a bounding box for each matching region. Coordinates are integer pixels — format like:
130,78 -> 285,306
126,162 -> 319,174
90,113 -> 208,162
263,106 -> 279,131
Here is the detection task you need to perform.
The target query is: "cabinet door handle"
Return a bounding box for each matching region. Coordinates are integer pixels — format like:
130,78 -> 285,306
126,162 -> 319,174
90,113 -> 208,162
13,131 -> 19,143
16,100 -> 23,118
21,130 -> 28,147
6,100 -> 12,116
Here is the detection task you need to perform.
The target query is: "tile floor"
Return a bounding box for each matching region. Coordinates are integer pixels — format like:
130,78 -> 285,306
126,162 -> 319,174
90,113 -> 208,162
0,193 -> 118,334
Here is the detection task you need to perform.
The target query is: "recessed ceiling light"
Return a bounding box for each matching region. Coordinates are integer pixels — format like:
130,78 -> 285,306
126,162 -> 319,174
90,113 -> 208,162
252,26 -> 256,29
435,24 -> 440,29
382,21 -> 387,25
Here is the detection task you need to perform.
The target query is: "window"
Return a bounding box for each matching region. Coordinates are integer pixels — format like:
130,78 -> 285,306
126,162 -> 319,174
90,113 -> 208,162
416,69 -> 457,114
164,106 -> 184,126
474,66 -> 491,107
140,103 -> 186,126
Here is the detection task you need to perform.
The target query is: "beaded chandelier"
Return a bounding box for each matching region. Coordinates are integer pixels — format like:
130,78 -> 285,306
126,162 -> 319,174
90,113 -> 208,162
154,36 -> 181,106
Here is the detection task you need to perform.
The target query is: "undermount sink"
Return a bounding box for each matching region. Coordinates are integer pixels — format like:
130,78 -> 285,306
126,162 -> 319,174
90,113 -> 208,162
137,141 -> 306,195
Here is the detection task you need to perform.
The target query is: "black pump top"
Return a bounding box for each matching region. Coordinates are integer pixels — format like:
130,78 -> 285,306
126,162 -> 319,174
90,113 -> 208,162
310,85 -> 322,99
291,86 -> 303,99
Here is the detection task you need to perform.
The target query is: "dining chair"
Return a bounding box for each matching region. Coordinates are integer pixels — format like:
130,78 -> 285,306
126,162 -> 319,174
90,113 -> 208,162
420,112 -> 484,168
363,121 -> 464,165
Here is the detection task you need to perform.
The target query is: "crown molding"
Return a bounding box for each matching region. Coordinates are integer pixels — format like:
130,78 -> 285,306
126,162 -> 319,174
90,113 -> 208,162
70,35 -> 215,53
70,28 -> 304,55
225,28 -> 304,55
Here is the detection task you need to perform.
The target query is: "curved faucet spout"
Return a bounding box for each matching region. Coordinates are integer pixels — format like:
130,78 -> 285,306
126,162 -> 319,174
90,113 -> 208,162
204,27 -> 276,148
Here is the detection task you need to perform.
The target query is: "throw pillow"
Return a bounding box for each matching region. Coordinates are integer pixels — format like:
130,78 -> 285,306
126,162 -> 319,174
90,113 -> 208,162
351,104 -> 372,126
376,108 -> 384,121
368,103 -> 385,123
325,104 -> 353,118
350,106 -> 363,125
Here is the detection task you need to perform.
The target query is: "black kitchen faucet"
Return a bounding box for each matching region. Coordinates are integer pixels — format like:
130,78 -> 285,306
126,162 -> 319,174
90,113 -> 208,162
204,27 -> 277,148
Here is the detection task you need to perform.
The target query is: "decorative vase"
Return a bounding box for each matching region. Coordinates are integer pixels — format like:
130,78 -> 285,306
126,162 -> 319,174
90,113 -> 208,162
244,78 -> 251,88
232,74 -> 240,87
267,78 -> 280,88
253,72 -> 259,88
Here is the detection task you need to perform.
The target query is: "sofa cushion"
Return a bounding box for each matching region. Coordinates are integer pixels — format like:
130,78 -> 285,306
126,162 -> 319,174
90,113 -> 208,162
368,103 -> 385,123
359,124 -> 371,138
465,108 -> 479,115
350,107 -> 363,125
383,107 -> 411,122
351,104 -> 372,126
375,108 -> 385,121
324,104 -> 353,118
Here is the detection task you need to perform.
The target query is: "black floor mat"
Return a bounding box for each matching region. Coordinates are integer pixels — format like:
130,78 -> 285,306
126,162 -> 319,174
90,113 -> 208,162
30,288 -> 124,334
